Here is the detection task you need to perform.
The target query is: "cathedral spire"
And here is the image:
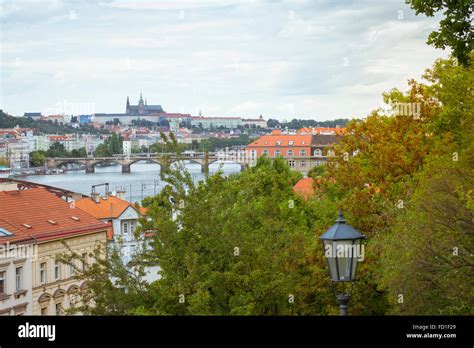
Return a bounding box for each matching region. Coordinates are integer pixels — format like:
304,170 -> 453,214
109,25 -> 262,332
126,96 -> 130,113
139,92 -> 143,103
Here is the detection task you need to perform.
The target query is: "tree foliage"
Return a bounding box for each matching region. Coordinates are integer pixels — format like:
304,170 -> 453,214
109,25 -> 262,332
61,56 -> 473,316
406,0 -> 473,65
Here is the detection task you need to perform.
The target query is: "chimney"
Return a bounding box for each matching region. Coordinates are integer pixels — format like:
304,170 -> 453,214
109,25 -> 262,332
116,190 -> 126,200
91,192 -> 100,203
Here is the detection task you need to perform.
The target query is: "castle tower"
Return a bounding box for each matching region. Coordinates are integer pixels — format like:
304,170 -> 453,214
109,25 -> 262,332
138,92 -> 145,115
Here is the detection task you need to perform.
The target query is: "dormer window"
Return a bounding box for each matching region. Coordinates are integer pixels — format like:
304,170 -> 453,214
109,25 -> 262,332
302,141 -> 305,145
288,141 -> 294,146
0,228 -> 13,237
47,220 -> 57,225
22,224 -> 32,229
276,140 -> 281,146
70,216 -> 80,221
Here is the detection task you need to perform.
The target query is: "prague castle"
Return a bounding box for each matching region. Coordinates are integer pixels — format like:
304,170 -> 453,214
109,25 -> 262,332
125,93 -> 164,115
89,94 -> 267,129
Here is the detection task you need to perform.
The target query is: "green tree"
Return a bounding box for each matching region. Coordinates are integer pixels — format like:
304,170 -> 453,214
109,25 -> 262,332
30,150 -> 46,166
46,142 -> 71,158
61,154 -> 342,315
406,0 -> 473,65
71,147 -> 87,157
94,143 -> 112,157
379,143 -> 474,314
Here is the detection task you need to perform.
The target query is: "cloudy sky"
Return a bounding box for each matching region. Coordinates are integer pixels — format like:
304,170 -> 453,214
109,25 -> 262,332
1,0 -> 449,120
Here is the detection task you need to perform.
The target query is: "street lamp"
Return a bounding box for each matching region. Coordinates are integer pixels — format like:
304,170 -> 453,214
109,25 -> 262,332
320,212 -> 366,316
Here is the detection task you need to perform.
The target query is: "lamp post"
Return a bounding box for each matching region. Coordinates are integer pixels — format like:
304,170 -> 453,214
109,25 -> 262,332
320,212 -> 366,316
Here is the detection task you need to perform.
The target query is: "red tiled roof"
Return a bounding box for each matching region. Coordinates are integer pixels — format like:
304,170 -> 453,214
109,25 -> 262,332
0,188 -> 107,244
75,195 -> 146,219
246,134 -> 312,147
293,178 -> 316,199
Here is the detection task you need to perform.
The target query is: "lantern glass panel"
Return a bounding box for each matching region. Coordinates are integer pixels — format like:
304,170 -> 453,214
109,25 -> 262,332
323,240 -> 338,280
334,239 -> 362,281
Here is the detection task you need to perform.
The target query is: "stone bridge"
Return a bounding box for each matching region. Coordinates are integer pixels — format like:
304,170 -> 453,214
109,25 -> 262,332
46,152 -> 250,174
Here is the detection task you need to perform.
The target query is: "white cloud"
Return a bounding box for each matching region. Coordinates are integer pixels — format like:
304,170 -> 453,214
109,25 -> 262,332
1,0 -> 450,119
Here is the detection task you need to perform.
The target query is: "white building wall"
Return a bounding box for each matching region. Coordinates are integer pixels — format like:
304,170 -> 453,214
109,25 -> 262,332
103,206 -> 160,283
0,245 -> 34,315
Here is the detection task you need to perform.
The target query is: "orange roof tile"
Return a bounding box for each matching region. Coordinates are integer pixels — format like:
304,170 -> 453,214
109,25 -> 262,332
0,188 -> 107,244
75,195 -> 145,219
293,178 -> 316,199
247,134 -> 312,147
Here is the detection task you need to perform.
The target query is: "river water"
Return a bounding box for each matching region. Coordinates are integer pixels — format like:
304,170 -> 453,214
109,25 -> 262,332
18,161 -> 241,203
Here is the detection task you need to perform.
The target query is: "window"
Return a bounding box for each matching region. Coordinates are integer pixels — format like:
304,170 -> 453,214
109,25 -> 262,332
250,150 -> 256,159
300,149 -> 307,156
82,253 -> 87,271
68,264 -> 74,278
274,150 -> 280,157
314,149 -> 322,156
54,261 -> 61,281
262,150 -> 269,156
287,150 -> 294,156
40,262 -> 46,285
288,140 -> 294,146
55,303 -> 62,315
301,160 -> 307,167
0,227 -> 13,237
16,267 -> 22,291
316,160 -> 322,166
130,221 -> 136,234
0,271 -> 5,294
276,140 -> 281,146
123,222 -> 129,235
288,160 -> 296,167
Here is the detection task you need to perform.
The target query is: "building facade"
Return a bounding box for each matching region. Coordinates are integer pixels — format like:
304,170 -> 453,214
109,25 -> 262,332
0,187 -> 108,315
246,133 -> 338,173
75,192 -> 159,283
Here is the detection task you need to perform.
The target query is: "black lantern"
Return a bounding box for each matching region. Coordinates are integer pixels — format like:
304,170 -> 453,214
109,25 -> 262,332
320,212 -> 366,315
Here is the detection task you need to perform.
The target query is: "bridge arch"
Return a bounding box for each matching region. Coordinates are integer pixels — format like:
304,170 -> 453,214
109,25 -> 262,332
127,158 -> 163,167
54,159 -> 87,169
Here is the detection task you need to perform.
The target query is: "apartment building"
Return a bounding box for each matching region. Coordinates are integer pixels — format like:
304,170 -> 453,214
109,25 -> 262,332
0,188 -> 108,315
245,133 -> 339,173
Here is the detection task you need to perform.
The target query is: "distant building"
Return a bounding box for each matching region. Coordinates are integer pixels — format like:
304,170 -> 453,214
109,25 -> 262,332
242,115 -> 267,128
88,94 -> 266,129
246,133 -> 339,173
41,115 -> 66,124
0,139 -> 29,169
79,115 -> 93,125
126,93 -> 163,115
123,140 -> 132,155
191,116 -> 242,129
23,112 -> 42,120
